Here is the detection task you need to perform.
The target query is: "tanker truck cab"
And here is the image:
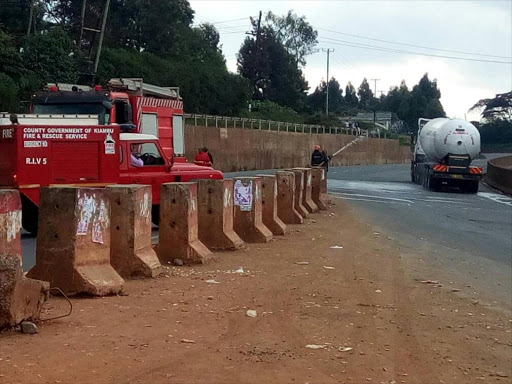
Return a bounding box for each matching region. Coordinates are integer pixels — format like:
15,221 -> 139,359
412,118 -> 483,193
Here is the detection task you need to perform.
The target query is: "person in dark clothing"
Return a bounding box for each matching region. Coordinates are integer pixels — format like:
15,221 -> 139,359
321,150 -> 330,172
203,147 -> 213,165
311,145 -> 324,167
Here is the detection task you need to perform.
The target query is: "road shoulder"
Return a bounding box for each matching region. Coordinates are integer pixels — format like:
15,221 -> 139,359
1,199 -> 510,384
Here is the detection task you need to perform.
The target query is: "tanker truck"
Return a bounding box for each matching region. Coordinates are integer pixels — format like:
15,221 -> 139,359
411,118 -> 483,193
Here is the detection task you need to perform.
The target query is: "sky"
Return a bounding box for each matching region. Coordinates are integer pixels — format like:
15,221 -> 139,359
189,0 -> 512,120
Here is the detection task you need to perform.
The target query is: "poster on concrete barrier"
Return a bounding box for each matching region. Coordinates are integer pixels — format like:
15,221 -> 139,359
234,180 -> 253,211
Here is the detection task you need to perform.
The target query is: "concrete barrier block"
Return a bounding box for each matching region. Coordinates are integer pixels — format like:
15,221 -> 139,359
275,171 -> 303,224
0,190 -> 48,329
197,179 -> 244,251
293,168 -> 319,213
232,177 -> 272,243
288,169 -> 309,218
257,175 -> 286,235
311,168 -> 328,210
159,182 -> 212,264
27,187 -> 124,296
108,185 -> 162,279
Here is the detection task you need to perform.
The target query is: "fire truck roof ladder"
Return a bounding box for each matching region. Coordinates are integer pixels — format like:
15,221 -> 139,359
77,0 -> 111,84
107,78 -> 181,100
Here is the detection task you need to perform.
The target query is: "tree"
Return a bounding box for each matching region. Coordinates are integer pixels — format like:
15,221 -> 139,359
0,0 -> 46,41
265,10 -> 318,66
0,1 -> 251,116
307,78 -> 344,113
237,25 -> 308,111
22,27 -> 78,85
469,92 -> 512,150
408,73 -> 445,127
47,0 -> 195,57
469,91 -> 512,121
344,82 -> 358,107
0,73 -> 19,112
0,29 -> 34,111
0,30 -> 25,81
357,78 -> 373,110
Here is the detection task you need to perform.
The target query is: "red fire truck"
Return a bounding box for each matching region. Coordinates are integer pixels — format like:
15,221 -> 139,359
0,79 -> 222,233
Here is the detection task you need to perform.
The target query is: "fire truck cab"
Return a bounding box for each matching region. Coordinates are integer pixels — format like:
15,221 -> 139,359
32,78 -> 185,159
0,79 -> 222,233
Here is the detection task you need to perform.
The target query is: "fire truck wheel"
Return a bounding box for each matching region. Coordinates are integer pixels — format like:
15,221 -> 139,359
151,205 -> 160,226
21,195 -> 39,235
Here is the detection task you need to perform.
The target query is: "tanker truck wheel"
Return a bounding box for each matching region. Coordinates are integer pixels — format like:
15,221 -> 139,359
466,180 -> 479,194
429,178 -> 439,192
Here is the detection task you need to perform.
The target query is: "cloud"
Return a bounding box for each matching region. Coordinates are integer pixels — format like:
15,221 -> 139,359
190,0 -> 512,119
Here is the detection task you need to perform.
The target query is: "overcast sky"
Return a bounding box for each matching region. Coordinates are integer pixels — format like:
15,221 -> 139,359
189,0 -> 512,120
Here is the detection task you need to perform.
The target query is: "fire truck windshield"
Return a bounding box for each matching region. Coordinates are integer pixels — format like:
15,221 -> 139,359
33,103 -> 110,124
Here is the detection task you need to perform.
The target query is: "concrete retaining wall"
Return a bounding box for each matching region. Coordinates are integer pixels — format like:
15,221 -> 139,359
486,155 -> 512,195
184,125 -> 411,172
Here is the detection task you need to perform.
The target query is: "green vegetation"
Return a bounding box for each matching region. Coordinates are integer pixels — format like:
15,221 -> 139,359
0,0 -> 250,115
0,0 -> 456,137
241,101 -> 304,123
470,92 -> 512,151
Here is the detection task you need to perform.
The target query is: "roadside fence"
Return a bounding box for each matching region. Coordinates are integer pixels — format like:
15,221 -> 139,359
184,113 -> 371,137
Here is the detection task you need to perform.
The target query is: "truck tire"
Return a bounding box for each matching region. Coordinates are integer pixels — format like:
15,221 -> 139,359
467,180 -> 479,194
429,177 -> 439,192
21,195 -> 39,235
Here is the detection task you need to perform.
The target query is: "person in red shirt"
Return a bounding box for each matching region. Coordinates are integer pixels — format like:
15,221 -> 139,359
194,148 -> 212,167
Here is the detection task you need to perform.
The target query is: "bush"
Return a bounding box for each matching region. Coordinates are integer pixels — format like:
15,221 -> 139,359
240,100 -> 304,123
0,73 -> 19,112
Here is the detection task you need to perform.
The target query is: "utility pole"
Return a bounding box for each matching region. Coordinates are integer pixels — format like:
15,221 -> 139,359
248,11 -> 263,99
322,48 -> 334,117
370,78 -> 380,98
370,79 -> 380,133
93,0 -> 111,75
26,0 -> 34,36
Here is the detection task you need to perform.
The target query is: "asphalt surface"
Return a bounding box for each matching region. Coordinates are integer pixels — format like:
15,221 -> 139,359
327,155 -> 512,309
21,154 -> 512,309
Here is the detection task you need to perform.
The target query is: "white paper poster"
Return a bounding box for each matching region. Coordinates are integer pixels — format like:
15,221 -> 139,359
234,180 -> 253,211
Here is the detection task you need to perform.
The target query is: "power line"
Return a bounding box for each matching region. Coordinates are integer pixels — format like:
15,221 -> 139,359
220,30 -> 248,35
215,24 -> 250,30
318,38 -> 512,64
202,16 -> 251,25
332,51 -> 360,72
317,27 -> 511,59
193,23 -> 249,33
212,17 -> 251,25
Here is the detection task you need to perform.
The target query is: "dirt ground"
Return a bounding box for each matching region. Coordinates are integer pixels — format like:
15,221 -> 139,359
1,200 -> 511,384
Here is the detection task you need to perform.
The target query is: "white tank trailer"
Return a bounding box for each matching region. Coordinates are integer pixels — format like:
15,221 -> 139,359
411,118 -> 483,193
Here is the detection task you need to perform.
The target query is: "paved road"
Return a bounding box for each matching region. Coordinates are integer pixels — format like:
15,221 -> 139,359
327,158 -> 512,308
21,154 -> 512,309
